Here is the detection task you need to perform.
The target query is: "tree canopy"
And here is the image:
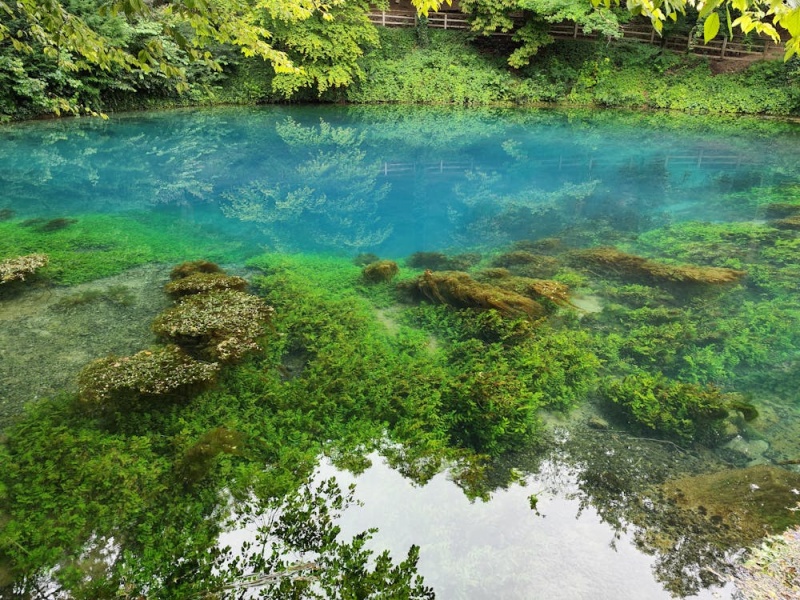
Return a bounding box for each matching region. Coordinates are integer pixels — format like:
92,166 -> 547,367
597,1 -> 800,58
1,0 -> 799,118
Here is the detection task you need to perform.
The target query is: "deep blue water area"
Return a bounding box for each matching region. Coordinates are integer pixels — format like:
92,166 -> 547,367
2,105 -> 797,260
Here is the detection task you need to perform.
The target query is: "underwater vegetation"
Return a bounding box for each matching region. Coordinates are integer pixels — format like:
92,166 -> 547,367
0,214 -> 247,286
170,260 -> 225,279
79,261 -> 272,407
153,289 -> 274,362
404,270 -> 546,319
362,259 -> 399,283
490,250 -> 562,279
0,253 -> 48,284
599,372 -> 731,443
570,247 -> 746,286
0,208 -> 14,221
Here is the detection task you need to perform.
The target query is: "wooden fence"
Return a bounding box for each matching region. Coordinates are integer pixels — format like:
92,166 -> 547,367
376,152 -> 761,177
368,10 -> 784,61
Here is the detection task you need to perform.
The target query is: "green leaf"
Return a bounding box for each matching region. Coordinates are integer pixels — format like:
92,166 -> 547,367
704,12 -> 721,43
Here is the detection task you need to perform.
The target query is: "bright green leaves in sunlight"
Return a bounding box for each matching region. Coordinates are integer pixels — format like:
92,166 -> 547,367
592,0 -> 800,58
704,11 -> 721,42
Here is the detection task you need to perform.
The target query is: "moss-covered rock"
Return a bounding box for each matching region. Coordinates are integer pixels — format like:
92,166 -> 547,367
661,465 -> 800,542
77,345 -> 220,405
152,289 -> 274,362
164,272 -> 248,298
0,253 -> 48,284
169,260 -> 224,280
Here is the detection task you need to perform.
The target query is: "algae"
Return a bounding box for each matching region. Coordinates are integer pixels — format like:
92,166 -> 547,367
660,465 -> 800,542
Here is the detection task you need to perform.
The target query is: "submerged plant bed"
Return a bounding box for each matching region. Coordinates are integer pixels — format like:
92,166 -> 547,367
2,106 -> 800,599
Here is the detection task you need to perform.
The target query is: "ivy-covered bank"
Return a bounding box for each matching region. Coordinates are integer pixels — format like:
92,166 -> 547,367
3,27 -> 800,121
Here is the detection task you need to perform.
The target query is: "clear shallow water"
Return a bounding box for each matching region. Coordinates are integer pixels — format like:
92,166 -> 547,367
2,106 -> 800,598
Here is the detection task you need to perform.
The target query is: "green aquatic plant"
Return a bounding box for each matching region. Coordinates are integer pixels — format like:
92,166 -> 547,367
362,260 -> 399,283
0,208 -> 14,221
176,426 -> 244,486
153,289 -> 274,362
77,345 -> 220,406
164,272 -> 249,298
599,372 -> 730,443
0,253 -> 48,284
406,251 -> 481,272
0,214 -> 246,285
54,285 -> 135,308
405,270 -> 546,319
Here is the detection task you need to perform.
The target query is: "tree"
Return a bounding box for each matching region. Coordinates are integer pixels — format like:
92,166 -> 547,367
0,0 -> 324,115
593,0 -> 800,59
458,0 -> 621,68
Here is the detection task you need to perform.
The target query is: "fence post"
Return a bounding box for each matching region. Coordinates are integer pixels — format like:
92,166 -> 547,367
720,36 -> 728,58
444,12 -> 448,29
382,10 -> 386,26
574,22 -> 579,38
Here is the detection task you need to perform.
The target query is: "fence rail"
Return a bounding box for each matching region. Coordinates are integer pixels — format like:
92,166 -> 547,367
367,10 -> 784,61
376,152 -> 761,177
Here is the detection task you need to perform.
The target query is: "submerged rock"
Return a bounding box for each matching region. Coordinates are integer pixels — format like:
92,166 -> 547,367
660,465 -> 800,542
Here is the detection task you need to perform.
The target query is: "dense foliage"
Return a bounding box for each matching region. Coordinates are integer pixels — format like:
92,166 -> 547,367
1,0 -> 799,119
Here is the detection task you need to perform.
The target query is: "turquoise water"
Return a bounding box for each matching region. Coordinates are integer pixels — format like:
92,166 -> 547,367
1,106 -> 795,258
2,106 -> 800,598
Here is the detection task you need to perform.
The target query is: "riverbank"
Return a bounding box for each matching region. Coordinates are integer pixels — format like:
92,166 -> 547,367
4,29 -> 799,122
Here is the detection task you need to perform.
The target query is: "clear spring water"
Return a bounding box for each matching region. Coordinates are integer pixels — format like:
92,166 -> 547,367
2,105 -> 800,598
1,105 -> 795,258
